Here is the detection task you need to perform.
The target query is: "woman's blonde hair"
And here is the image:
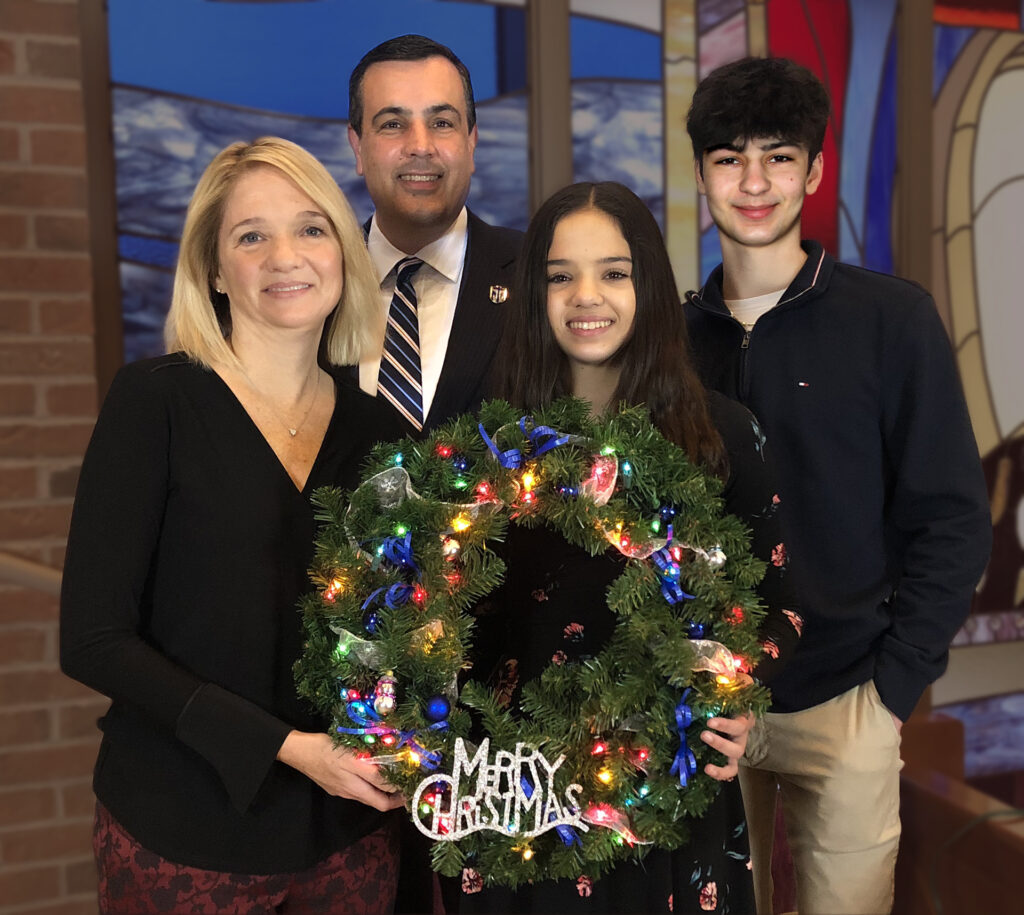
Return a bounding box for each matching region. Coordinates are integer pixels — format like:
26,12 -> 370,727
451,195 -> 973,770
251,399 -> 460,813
164,136 -> 378,368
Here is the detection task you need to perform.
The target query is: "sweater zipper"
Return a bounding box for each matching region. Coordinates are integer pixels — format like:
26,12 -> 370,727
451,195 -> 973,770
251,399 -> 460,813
738,326 -> 752,400
692,247 -> 825,402
721,308 -> 752,398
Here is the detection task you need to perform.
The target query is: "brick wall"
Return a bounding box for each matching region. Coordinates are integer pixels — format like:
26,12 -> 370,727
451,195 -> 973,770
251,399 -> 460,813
0,2 -> 105,913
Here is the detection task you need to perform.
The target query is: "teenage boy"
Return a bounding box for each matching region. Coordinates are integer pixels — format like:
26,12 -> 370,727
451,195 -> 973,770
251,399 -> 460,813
684,57 -> 991,915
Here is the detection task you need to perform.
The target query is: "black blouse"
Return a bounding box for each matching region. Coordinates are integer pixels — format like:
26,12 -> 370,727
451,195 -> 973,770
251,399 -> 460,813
60,354 -> 403,874
477,392 -> 801,696
460,393 -> 801,914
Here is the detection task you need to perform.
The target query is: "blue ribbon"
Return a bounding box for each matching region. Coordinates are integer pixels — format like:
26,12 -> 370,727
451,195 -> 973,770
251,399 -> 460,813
554,821 -> 583,848
338,698 -> 381,731
337,700 -> 448,770
519,776 -> 581,847
650,526 -> 695,605
379,531 -> 419,574
668,689 -> 698,787
361,533 -> 421,618
478,423 -> 523,469
519,417 -> 570,458
361,582 -> 415,612
478,416 -> 572,470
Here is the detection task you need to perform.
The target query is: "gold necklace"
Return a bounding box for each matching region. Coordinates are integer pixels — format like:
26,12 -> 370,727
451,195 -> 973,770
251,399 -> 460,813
726,307 -> 756,331
284,370 -> 320,437
241,363 -> 321,438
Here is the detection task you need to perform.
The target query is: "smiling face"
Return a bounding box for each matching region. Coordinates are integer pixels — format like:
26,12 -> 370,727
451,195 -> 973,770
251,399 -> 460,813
348,56 -> 477,254
696,136 -> 822,255
214,166 -> 343,341
545,208 -> 637,386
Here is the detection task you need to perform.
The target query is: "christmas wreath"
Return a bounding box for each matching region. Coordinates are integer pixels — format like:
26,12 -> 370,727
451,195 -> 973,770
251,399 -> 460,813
295,398 -> 770,888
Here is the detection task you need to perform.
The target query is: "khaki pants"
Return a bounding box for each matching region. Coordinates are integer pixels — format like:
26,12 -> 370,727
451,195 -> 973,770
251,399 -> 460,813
738,681 -> 903,915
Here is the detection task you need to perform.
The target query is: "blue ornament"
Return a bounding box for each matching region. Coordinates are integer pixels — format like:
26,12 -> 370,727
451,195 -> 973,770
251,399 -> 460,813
659,505 -> 676,522
687,621 -> 705,639
424,695 -> 450,723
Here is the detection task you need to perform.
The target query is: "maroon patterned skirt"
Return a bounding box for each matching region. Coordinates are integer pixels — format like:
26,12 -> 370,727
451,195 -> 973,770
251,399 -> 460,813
93,802 -> 399,914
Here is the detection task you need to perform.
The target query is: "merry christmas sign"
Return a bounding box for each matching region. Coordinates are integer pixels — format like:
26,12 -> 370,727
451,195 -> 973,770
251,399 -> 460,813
412,738 -> 586,842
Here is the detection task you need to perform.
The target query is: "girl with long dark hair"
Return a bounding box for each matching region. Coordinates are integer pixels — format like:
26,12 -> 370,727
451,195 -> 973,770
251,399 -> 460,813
461,182 -> 801,914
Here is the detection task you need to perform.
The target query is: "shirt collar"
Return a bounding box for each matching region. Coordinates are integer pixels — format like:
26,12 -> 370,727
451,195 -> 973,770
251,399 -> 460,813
692,240 -> 830,313
367,207 -> 469,285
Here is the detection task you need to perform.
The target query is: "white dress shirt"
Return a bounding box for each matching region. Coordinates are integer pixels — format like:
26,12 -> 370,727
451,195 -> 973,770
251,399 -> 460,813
359,208 -> 469,420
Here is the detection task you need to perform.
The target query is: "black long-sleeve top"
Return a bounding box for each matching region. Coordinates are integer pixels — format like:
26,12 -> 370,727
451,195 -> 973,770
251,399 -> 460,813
60,353 -> 402,874
459,393 -> 799,914
476,392 -> 801,699
685,242 -> 992,721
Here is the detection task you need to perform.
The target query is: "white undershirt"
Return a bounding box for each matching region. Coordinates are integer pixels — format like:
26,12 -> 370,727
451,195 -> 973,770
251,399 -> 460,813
359,208 -> 469,419
724,288 -> 787,331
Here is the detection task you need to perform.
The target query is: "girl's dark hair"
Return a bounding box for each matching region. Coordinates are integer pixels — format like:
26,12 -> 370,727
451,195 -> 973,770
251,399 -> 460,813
493,181 -> 726,475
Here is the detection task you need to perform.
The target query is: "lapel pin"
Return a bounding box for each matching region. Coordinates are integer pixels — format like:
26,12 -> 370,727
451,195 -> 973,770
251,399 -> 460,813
489,285 -> 509,304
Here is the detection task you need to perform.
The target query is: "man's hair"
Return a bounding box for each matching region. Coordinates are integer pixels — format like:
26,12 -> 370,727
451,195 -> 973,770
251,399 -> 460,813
348,34 -> 476,136
686,57 -> 830,166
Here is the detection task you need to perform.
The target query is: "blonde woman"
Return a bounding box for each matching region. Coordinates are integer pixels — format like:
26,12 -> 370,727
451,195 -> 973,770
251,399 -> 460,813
61,138 -> 404,914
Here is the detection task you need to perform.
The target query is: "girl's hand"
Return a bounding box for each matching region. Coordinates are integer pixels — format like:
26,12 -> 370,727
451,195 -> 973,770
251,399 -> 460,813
700,671 -> 757,786
701,708 -> 756,782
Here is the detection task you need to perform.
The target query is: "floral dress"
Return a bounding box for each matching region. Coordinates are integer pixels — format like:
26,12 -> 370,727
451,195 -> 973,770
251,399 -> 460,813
460,394 -> 802,914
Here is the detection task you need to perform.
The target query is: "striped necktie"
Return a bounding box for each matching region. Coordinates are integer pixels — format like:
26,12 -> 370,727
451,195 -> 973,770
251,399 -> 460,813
378,256 -> 425,430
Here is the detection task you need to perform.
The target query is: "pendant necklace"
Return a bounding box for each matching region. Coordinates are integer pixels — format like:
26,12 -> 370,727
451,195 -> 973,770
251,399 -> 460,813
284,370 -> 320,436
241,363 -> 321,438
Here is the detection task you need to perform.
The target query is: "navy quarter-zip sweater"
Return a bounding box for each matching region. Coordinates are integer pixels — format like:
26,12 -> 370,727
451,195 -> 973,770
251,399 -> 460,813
684,241 -> 991,721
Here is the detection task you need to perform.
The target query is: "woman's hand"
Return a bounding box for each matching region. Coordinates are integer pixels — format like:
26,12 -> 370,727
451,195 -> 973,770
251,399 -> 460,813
277,730 -> 406,812
700,710 -> 756,782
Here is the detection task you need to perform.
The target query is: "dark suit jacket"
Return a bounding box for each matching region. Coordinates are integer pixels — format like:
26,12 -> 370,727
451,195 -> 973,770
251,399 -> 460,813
358,210 -> 522,436
387,213 -> 521,911
423,210 -> 522,431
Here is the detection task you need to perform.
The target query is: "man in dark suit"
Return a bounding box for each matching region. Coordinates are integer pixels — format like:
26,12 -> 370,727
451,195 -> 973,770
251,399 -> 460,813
347,35 -> 522,911
347,34 -> 522,434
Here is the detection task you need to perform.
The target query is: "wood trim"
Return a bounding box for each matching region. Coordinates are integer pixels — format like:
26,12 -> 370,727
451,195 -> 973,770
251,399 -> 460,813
78,0 -> 124,398
895,768 -> 1024,915
526,0 -> 573,214
663,0 -> 698,295
895,0 -> 934,288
